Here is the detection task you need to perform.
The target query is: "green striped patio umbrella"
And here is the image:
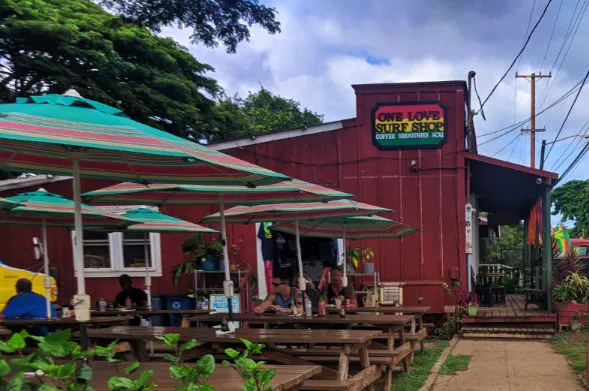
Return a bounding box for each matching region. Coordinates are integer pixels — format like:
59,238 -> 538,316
83,179 -> 352,304
0,197 -> 19,210
203,200 -> 391,303
0,92 -> 288,316
271,215 -> 417,240
112,207 -> 218,310
0,189 -> 130,318
272,216 -> 417,291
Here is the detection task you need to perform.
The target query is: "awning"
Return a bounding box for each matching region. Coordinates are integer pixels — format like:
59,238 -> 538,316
465,152 -> 558,219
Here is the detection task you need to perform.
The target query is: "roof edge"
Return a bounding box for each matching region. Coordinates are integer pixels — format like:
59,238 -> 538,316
353,80 -> 468,90
210,120 -> 350,151
463,152 -> 558,180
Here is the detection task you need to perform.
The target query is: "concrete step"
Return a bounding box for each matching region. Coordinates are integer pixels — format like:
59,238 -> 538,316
460,323 -> 556,340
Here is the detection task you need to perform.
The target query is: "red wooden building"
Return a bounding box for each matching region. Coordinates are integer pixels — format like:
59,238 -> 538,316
0,80 -> 557,313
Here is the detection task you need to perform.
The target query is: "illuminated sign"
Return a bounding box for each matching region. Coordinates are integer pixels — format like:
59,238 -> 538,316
372,102 -> 447,149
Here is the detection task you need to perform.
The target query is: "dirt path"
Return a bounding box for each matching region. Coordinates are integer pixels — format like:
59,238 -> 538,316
432,339 -> 583,391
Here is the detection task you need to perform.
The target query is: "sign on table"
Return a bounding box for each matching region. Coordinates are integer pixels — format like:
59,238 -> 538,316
209,295 -> 240,313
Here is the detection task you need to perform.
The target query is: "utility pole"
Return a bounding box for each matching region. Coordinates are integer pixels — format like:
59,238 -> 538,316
516,72 -> 551,168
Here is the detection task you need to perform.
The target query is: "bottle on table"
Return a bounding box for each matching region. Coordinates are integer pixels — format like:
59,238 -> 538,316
318,295 -> 326,317
291,303 -> 297,315
125,297 -> 132,310
98,297 -> 107,312
305,298 -> 312,316
339,306 -> 346,318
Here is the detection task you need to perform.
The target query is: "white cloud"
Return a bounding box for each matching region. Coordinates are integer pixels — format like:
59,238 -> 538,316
160,0 -> 589,180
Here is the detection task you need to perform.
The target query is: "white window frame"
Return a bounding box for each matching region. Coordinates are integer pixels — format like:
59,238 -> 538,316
72,205 -> 163,278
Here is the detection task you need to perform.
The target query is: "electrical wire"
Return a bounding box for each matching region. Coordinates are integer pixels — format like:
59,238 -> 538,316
558,140 -> 589,182
540,0 -> 564,71
544,66 -> 589,160
538,0 -> 587,111
549,117 -> 589,170
477,0 -> 553,112
492,133 -> 521,158
478,75 -> 586,140
517,0 -> 537,72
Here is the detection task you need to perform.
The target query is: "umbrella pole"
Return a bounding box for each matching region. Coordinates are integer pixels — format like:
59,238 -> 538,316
71,157 -> 90,325
42,219 -> 52,319
219,196 -> 234,321
295,216 -> 307,313
342,227 -> 348,297
144,232 -> 151,310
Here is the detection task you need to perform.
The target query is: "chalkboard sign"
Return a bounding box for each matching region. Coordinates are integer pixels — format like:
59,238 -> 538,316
209,295 -> 240,313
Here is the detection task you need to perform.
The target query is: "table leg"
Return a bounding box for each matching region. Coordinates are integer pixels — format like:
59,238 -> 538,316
400,328 -> 409,372
338,344 -> 352,381
359,346 -> 376,391
79,323 -> 88,351
411,319 -> 416,334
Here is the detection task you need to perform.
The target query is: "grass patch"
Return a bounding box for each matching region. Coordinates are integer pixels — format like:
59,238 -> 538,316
438,354 -> 471,375
551,330 -> 589,383
391,339 -> 450,391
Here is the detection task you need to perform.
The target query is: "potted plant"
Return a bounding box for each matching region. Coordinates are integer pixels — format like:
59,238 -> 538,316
346,245 -> 375,273
467,291 -> 480,316
552,272 -> 589,328
172,233 -> 223,284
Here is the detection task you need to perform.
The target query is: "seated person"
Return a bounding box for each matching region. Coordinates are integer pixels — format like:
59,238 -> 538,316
0,278 -> 57,319
323,267 -> 358,308
254,272 -> 306,314
114,274 -> 147,326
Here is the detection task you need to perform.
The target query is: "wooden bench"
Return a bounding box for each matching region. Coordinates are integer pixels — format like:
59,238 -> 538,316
300,365 -> 383,391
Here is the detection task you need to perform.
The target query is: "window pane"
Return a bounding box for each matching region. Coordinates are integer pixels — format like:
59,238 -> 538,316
124,232 -> 147,241
123,243 -> 151,268
84,231 -> 109,241
84,246 -> 111,268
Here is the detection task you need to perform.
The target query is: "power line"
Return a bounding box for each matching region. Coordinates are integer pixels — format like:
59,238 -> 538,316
558,141 -> 589,182
477,0 -> 553,112
540,0 -> 564,71
517,0 -> 537,72
492,133 -> 522,158
538,0 -> 588,112
544,66 -> 589,160
478,76 -> 584,140
549,117 -> 589,170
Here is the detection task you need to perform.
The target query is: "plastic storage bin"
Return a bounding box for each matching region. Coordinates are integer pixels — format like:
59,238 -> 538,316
166,296 -> 195,326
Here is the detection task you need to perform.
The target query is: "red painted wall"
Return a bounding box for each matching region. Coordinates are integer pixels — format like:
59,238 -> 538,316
222,82 -> 468,312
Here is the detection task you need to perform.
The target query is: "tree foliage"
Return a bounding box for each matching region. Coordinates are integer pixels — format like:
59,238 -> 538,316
0,0 -> 219,140
480,225 -> 524,267
214,88 -> 324,141
99,0 -> 281,53
552,180 -> 589,237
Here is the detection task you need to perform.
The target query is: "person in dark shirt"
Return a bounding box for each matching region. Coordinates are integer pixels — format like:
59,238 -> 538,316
114,274 -> 147,326
323,267 -> 358,308
1,278 -> 56,319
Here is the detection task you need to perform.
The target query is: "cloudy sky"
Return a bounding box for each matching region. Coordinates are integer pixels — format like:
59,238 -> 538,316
162,0 -> 589,183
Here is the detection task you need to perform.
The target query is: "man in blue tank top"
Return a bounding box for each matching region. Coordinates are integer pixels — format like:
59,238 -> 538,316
254,271 -> 305,314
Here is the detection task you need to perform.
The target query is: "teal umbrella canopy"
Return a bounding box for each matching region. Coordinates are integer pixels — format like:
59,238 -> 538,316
120,207 -> 218,233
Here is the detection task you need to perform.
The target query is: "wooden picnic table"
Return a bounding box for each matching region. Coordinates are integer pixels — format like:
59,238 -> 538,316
91,309 -> 211,317
326,306 -> 430,332
91,310 -> 212,327
87,326 -> 384,390
0,316 -> 132,326
191,313 -> 415,390
31,361 -> 321,391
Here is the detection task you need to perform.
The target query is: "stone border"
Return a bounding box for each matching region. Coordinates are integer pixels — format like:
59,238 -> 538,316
420,336 -> 460,391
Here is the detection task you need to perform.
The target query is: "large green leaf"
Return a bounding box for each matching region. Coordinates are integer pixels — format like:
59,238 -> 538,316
78,363 -> 93,381
0,359 -> 11,377
195,354 -> 215,377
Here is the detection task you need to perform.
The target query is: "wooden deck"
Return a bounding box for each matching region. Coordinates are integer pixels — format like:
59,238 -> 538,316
461,294 -> 556,324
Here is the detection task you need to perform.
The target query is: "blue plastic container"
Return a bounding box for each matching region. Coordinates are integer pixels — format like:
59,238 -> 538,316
150,296 -> 163,326
166,296 -> 195,326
